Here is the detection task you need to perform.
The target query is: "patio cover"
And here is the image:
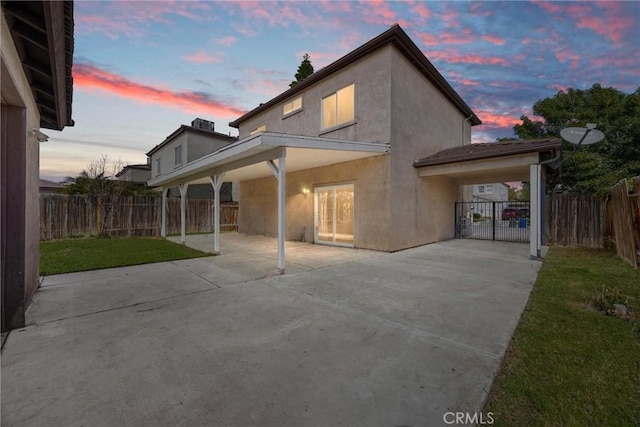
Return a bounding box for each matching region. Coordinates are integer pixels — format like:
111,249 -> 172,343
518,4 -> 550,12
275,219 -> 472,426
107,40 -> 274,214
147,132 -> 390,274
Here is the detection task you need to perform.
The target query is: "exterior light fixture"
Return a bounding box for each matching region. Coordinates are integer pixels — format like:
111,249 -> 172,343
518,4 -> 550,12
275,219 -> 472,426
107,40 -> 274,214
32,129 -> 49,142
302,187 -> 310,196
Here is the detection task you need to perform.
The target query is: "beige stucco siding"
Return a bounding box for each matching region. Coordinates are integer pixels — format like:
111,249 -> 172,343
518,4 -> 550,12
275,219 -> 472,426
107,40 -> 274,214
238,155 -> 391,251
238,45 -> 394,147
151,133 -> 188,177
187,133 -> 234,162
387,48 -> 471,250
2,8 -> 43,313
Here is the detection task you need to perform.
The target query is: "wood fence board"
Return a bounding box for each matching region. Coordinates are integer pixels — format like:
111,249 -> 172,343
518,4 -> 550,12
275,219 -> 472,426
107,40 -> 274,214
40,194 -> 238,240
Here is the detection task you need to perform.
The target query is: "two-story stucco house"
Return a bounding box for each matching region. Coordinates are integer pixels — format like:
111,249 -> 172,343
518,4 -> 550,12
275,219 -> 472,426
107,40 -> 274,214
227,24 -> 480,252
146,118 -> 238,201
149,24 -> 558,272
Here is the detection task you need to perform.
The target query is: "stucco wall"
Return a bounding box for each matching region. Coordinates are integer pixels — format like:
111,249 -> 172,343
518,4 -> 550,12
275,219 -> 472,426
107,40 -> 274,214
187,133 -> 235,162
387,48 -> 472,250
151,133 -> 188,177
239,155 -> 391,251
237,45 -> 394,146
1,8 -> 43,328
129,167 -> 151,183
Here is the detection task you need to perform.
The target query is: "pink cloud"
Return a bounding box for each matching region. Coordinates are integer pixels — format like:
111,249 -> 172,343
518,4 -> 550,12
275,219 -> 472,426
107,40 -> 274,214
426,49 -> 509,66
73,62 -> 246,118
181,52 -> 224,65
475,110 -> 521,129
549,84 -> 568,92
482,34 -> 506,46
413,2 -> 431,20
76,1 -> 212,38
533,1 -> 563,14
216,36 -> 239,46
417,29 -> 476,46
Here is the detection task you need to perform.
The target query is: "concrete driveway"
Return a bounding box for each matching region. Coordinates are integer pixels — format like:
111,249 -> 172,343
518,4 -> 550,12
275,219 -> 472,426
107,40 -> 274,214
1,235 -> 542,426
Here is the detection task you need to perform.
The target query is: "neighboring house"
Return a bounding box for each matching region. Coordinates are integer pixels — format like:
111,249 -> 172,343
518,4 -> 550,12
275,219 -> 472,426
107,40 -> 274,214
115,163 -> 151,185
470,183 -> 510,219
39,179 -> 67,194
473,183 -> 509,203
146,118 -> 238,202
1,1 -> 74,330
148,24 -> 559,271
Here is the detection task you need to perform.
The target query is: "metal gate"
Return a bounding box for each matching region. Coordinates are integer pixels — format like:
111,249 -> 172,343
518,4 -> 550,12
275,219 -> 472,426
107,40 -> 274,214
455,201 -> 530,242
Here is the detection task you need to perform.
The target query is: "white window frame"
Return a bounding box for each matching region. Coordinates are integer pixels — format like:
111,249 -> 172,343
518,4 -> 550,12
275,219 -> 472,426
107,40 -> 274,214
485,184 -> 494,194
174,145 -> 182,167
321,83 -> 355,130
478,185 -> 485,194
249,124 -> 267,136
155,157 -> 161,176
283,96 -> 303,117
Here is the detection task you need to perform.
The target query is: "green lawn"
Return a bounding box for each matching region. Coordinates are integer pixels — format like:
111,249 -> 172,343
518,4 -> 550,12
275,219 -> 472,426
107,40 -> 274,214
485,247 -> 640,426
40,237 -> 212,275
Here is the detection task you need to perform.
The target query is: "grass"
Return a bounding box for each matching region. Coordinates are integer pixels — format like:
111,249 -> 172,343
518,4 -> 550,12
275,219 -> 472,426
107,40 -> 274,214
40,237 -> 212,275
484,247 -> 640,426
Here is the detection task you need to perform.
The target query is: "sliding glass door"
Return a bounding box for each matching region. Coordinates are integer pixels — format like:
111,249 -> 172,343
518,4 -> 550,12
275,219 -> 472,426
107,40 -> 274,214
314,184 -> 354,247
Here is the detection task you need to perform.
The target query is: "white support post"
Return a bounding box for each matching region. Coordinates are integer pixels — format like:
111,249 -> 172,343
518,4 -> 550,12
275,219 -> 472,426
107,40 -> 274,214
209,173 -> 226,254
529,164 -> 541,259
267,155 -> 286,274
179,183 -> 189,244
161,187 -> 168,237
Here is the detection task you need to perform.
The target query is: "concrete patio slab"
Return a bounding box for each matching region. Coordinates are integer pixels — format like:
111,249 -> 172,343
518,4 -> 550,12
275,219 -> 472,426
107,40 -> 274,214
1,236 -> 542,426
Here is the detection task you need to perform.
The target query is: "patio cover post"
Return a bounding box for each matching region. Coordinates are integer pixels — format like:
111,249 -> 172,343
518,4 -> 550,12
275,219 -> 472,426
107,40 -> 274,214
161,187 -> 168,237
209,173 -> 226,254
178,183 -> 189,244
529,164 -> 541,259
267,154 -> 286,274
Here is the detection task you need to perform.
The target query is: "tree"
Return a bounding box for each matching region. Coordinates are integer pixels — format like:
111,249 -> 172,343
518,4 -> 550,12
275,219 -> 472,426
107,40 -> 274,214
289,53 -> 314,88
63,155 -> 126,236
505,84 -> 640,196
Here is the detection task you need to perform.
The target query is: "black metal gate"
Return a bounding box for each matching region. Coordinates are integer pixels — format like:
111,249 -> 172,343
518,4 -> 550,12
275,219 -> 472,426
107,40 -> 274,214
455,201 -> 530,242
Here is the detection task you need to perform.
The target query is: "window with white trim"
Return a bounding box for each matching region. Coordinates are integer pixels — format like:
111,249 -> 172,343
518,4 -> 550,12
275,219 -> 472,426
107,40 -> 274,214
478,185 -> 485,194
322,84 -> 354,129
283,96 -> 303,116
485,184 -> 494,194
249,124 -> 267,135
174,145 -> 182,166
155,157 -> 161,176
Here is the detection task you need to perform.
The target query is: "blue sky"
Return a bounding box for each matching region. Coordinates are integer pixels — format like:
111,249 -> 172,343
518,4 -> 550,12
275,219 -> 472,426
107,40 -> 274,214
41,0 -> 640,181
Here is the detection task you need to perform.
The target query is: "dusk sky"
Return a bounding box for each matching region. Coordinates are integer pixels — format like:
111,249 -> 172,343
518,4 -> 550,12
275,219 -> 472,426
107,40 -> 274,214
41,0 -> 640,182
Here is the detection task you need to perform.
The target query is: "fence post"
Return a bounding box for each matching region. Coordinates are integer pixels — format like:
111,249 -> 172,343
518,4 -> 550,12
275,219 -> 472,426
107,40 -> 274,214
492,202 -> 496,241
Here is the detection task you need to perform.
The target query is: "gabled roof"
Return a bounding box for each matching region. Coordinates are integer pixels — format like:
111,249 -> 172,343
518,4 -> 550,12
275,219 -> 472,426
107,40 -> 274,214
146,125 -> 238,156
2,1 -> 74,130
413,138 -> 562,168
229,24 -> 481,128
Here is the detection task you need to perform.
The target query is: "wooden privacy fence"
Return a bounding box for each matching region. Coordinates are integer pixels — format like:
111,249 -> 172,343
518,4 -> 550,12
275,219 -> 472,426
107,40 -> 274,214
545,194 -> 606,248
607,177 -> 640,268
40,194 -> 238,240
544,176 -> 640,268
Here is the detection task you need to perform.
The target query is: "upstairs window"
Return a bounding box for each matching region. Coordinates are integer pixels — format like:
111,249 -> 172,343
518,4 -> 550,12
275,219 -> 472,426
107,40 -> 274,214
155,157 -> 161,176
485,184 -> 494,194
322,84 -> 354,130
249,124 -> 267,136
478,185 -> 485,194
174,145 -> 182,166
283,96 -> 303,116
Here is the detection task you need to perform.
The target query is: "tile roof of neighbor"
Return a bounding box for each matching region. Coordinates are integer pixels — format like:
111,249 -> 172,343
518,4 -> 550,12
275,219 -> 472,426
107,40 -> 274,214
146,125 -> 238,156
413,138 -> 563,168
115,164 -> 151,177
229,24 -> 481,128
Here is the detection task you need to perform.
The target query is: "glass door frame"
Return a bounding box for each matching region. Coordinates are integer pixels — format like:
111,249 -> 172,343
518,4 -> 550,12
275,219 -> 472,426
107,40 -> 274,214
313,183 -> 355,248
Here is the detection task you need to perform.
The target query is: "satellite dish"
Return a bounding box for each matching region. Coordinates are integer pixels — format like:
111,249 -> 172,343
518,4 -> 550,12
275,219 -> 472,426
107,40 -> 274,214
560,127 -> 605,145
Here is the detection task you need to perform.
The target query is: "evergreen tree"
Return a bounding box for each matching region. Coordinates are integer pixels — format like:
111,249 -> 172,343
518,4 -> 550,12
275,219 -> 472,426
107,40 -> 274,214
290,53 -> 314,88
